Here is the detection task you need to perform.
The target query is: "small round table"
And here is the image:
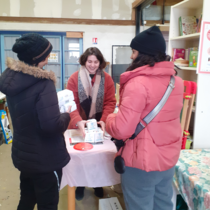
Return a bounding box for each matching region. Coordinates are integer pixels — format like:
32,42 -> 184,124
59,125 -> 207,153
60,130 -> 121,210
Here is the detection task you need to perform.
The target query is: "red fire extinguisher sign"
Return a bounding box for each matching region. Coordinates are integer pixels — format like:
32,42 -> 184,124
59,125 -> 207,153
92,38 -> 98,44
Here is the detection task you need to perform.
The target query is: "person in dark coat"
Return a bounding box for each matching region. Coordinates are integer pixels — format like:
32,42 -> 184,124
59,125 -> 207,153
0,33 -> 71,210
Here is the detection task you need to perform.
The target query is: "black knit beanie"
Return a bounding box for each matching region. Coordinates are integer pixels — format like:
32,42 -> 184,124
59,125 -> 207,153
130,26 -> 166,56
12,33 -> 53,65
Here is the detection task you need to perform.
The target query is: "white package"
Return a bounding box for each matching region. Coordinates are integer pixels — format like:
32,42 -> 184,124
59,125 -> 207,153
66,101 -> 77,113
57,89 -> 74,102
59,101 -> 77,113
57,89 -> 76,113
95,129 -> 104,143
84,129 -> 95,143
99,197 -> 123,210
84,128 -> 104,143
87,119 -> 98,131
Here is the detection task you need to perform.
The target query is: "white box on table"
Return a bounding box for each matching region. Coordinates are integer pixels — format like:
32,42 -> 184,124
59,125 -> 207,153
95,128 -> 104,143
84,129 -> 95,143
69,126 -> 104,145
86,119 -> 98,131
99,197 -> 123,210
84,127 -> 104,143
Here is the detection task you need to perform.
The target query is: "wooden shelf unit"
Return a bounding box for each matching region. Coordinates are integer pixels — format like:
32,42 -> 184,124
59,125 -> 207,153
168,0 -> 203,81
168,0 -> 204,143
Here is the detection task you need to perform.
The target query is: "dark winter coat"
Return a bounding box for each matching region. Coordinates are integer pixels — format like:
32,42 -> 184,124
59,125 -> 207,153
0,58 -> 70,173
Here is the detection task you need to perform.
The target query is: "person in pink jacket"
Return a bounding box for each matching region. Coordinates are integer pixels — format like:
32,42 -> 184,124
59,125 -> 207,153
106,26 -> 183,210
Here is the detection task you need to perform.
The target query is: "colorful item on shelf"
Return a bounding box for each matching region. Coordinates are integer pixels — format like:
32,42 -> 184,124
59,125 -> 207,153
174,58 -> 189,67
179,16 -> 197,36
189,50 -> 198,67
172,48 -> 185,61
181,81 -> 197,150
185,49 -> 190,61
0,110 -> 13,144
180,81 -> 192,133
197,13 -> 203,33
185,47 -> 198,61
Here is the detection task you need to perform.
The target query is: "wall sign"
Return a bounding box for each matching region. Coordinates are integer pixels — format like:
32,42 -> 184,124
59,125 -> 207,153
92,38 -> 98,44
48,53 -> 58,63
197,21 -> 210,74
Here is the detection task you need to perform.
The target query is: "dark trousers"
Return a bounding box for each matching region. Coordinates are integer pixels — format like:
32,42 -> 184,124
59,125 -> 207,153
17,169 -> 62,210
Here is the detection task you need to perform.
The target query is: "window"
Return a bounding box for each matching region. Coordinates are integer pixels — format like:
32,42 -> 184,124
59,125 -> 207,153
0,31 -> 83,91
0,35 -> 20,72
63,38 -> 83,89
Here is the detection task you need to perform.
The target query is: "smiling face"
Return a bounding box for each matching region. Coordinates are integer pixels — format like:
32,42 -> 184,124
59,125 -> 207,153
130,49 -> 139,61
85,55 -> 100,74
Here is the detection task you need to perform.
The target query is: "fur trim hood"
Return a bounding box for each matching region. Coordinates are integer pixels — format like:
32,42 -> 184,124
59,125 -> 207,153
6,57 -> 56,84
0,58 -> 56,97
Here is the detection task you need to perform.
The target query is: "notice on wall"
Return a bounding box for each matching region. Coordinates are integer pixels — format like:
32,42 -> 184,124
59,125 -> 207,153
92,38 -> 98,44
197,21 -> 210,74
48,53 -> 58,63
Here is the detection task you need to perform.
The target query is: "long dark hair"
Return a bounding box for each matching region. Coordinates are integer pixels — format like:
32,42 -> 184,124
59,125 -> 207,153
126,52 -> 178,75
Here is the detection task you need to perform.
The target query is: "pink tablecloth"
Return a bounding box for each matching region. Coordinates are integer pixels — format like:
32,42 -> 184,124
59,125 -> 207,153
60,130 -> 121,189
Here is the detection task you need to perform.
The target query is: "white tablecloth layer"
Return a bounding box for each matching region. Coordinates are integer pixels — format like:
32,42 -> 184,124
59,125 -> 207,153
60,130 -> 121,189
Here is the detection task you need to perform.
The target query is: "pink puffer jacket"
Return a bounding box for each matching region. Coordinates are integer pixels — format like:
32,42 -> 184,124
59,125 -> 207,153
106,62 -> 183,172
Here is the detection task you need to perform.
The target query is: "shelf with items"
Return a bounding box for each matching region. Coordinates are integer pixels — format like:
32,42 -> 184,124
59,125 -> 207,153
168,0 -> 204,150
169,2 -> 203,38
168,0 -> 202,81
170,33 -> 200,41
178,67 -> 197,71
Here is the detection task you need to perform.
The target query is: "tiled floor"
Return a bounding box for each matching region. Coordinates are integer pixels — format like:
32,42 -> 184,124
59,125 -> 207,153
0,143 -> 125,210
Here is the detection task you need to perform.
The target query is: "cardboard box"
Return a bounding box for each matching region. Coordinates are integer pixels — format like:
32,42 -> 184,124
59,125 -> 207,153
99,197 -> 123,210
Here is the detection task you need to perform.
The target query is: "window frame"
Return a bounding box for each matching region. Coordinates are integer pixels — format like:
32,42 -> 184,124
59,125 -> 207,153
0,30 -> 83,90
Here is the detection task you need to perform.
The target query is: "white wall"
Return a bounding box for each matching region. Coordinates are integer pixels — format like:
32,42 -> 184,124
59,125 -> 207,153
194,0 -> 210,148
0,21 -> 141,74
0,0 -> 135,20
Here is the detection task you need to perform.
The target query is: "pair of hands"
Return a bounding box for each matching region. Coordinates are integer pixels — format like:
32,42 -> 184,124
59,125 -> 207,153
77,120 -> 105,138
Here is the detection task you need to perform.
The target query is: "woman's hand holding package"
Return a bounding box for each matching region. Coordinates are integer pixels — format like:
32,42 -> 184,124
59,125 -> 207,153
97,121 -> 106,134
66,105 -> 72,113
77,120 -> 88,138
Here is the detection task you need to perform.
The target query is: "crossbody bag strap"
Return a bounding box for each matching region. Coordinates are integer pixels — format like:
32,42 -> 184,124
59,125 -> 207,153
130,76 -> 175,140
